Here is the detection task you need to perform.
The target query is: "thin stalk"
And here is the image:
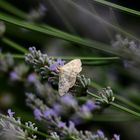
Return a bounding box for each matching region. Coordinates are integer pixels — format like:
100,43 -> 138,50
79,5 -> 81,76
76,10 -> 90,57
90,81 -> 140,113
0,53 -> 120,61
0,12 -> 118,56
63,0 -> 140,42
53,56 -> 120,60
87,90 -> 140,118
111,102 -> 140,117
94,0 -> 140,16
115,95 -> 140,112
1,37 -> 28,53
1,12 -> 140,63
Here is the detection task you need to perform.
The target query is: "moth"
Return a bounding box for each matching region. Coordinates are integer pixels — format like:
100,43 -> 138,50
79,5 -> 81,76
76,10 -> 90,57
58,59 -> 82,96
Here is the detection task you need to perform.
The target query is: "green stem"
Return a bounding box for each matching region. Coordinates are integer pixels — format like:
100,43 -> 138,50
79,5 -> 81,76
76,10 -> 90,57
111,102 -> 140,117
87,90 -> 140,118
115,95 -> 140,112
53,56 -> 120,60
94,0 -> 140,16
0,113 -> 49,138
1,37 -> 28,53
90,81 -> 140,112
0,12 -> 137,59
63,0 -> 140,42
0,53 -> 119,61
0,0 -> 27,19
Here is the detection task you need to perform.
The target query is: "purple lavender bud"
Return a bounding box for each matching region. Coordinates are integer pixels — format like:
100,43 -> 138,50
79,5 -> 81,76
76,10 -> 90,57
97,130 -> 105,138
58,121 -> 66,128
56,58 -> 65,66
48,63 -> 58,71
81,105 -> 90,113
61,95 -> 77,107
29,47 -> 34,52
113,134 -> 120,140
53,104 -> 62,115
44,109 -> 56,118
27,73 -> 36,82
10,71 -> 18,80
7,109 -> 15,117
85,100 -> 97,110
69,121 -> 75,129
34,108 -> 42,120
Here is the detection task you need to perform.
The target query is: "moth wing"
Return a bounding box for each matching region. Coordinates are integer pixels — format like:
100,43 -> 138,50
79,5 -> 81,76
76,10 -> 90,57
58,59 -> 82,96
61,59 -> 82,73
59,71 -> 76,96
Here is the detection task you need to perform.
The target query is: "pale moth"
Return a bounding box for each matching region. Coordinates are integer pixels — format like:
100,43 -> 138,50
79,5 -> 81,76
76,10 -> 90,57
58,59 -> 82,96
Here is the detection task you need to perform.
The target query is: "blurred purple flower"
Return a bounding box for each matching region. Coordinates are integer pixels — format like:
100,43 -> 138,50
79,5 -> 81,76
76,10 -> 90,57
27,73 -> 36,82
81,105 -> 90,113
53,104 -> 62,115
58,121 -> 66,128
10,71 -> 18,80
56,58 -> 65,66
61,95 -> 77,107
84,100 -> 98,110
44,109 -> 56,118
34,108 -> 42,120
7,109 -> 15,117
69,121 -> 75,129
114,134 -> 120,140
48,63 -> 57,71
48,58 -> 65,71
97,130 -> 104,138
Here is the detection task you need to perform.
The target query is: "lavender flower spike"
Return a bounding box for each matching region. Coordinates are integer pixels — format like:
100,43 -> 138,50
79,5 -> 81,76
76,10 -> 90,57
7,109 -> 15,117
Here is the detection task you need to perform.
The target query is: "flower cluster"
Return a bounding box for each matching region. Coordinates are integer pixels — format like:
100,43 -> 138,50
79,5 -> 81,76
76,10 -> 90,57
27,3 -> 47,22
0,47 -> 119,140
111,34 -> 140,67
24,46 -> 118,139
96,87 -> 115,106
0,109 -> 37,140
25,47 -> 90,96
25,81 -> 100,125
26,92 -> 119,140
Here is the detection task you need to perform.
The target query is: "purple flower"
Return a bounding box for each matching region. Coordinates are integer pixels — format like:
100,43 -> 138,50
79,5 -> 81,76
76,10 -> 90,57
113,134 -> 120,140
44,109 -> 56,118
56,58 -> 65,66
61,95 -> 77,107
48,58 -> 65,71
48,63 -> 58,71
84,100 -> 98,110
27,73 -> 36,82
34,108 -> 42,120
81,105 -> 90,113
69,121 -> 75,129
97,130 -> 104,138
7,109 -> 15,117
10,71 -> 18,80
53,104 -> 62,115
29,47 -> 34,51
58,121 -> 66,128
